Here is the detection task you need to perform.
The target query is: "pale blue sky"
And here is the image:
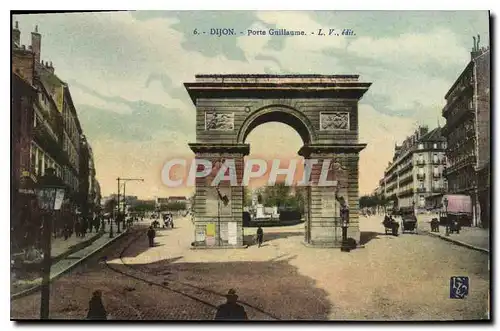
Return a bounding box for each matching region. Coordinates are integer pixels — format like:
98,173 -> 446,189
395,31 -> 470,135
13,11 -> 490,198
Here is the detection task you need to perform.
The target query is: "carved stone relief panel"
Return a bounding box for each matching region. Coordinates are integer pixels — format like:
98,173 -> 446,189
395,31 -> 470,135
205,112 -> 235,131
320,112 -> 350,131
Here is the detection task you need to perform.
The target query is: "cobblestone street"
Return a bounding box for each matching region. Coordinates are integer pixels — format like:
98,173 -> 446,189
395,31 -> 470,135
11,215 -> 490,320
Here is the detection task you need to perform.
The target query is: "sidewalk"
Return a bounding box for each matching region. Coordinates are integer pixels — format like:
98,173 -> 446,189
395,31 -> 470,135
51,231 -> 102,258
11,222 -> 132,298
420,220 -> 490,253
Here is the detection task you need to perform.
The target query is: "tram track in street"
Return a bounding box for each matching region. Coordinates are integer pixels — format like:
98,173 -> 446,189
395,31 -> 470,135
104,224 -> 280,320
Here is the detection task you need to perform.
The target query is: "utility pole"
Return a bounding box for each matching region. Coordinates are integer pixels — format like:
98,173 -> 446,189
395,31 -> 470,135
116,177 -> 121,233
117,177 -> 144,232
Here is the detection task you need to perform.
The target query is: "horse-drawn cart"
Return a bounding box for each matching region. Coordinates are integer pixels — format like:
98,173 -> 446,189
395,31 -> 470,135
401,212 -> 418,234
382,216 -> 399,236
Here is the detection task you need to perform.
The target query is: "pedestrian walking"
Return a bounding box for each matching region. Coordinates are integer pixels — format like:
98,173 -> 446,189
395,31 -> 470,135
147,226 -> 156,247
214,289 -> 248,320
75,220 -> 81,238
94,216 -> 101,233
86,290 -> 107,320
81,219 -> 87,238
256,226 -> 264,248
63,224 -> 70,240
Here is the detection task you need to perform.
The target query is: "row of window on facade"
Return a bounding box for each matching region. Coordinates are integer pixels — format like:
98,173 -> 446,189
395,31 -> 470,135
33,108 -> 79,171
416,165 -> 443,176
398,177 -> 444,191
447,96 -> 474,118
33,106 -> 59,142
63,102 -> 80,148
447,149 -> 476,166
63,132 -> 79,170
30,141 -> 79,192
448,172 -> 475,192
448,121 -> 475,142
38,92 -> 52,113
416,153 -> 446,164
417,142 -> 447,150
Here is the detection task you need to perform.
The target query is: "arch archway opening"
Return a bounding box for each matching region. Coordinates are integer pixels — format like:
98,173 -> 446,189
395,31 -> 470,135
241,110 -> 312,145
243,120 -> 307,246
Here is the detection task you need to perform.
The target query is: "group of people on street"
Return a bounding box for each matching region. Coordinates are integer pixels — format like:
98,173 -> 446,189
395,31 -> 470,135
62,214 -> 104,240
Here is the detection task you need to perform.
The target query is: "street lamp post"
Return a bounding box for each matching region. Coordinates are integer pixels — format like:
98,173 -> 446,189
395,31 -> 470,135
215,186 -> 229,246
116,178 -> 121,234
340,203 -> 350,252
35,168 -> 66,320
334,186 -> 351,252
444,197 -> 449,236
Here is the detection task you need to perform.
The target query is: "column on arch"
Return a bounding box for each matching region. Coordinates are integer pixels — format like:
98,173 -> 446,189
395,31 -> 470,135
334,152 -> 361,245
299,145 -> 363,247
189,144 -> 249,248
299,148 -> 341,246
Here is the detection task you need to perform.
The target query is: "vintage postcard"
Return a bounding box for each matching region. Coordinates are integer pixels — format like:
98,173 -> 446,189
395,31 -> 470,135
10,10 -> 491,321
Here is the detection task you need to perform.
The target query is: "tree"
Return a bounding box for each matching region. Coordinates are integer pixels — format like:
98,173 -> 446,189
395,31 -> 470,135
128,202 -> 156,213
262,182 -> 291,207
104,199 -> 117,215
243,186 -> 253,207
160,201 -> 186,212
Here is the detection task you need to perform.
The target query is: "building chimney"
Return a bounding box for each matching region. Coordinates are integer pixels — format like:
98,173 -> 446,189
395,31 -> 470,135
48,61 -> 54,74
31,25 -> 41,64
471,34 -> 482,60
12,21 -> 20,46
419,126 -> 429,137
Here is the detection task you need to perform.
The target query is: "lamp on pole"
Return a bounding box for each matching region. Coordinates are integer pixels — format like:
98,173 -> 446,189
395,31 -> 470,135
444,196 -> 449,236
339,202 -> 350,252
215,186 -> 229,246
35,168 -> 66,320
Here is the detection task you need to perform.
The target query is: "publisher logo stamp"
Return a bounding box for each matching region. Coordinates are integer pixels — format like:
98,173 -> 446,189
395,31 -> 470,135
450,276 -> 469,299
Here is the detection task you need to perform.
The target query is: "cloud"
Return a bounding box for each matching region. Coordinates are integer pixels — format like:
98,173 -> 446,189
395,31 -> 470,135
347,28 -> 470,69
69,84 -> 135,114
12,11 -> 490,197
358,104 -> 416,194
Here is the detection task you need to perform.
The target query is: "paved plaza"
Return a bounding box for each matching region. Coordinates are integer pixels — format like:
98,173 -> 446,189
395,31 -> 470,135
11,215 -> 490,320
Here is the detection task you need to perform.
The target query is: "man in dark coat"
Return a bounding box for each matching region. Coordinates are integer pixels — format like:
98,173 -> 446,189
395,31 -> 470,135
214,289 -> 248,320
256,226 -> 264,248
86,290 -> 107,320
147,226 -> 156,247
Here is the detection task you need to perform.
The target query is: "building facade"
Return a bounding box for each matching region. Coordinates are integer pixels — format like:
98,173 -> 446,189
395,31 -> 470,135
377,126 -> 447,213
11,23 -> 100,249
79,135 -> 100,219
442,39 -> 490,228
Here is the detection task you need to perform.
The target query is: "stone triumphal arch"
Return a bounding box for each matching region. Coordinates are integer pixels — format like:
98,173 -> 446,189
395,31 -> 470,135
185,74 -> 371,248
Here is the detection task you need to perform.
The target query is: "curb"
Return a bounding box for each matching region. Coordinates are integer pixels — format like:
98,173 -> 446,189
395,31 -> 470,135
427,231 -> 489,254
190,244 -> 248,250
11,229 -> 130,300
301,242 -> 365,249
